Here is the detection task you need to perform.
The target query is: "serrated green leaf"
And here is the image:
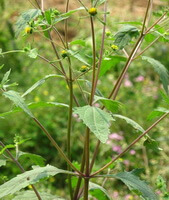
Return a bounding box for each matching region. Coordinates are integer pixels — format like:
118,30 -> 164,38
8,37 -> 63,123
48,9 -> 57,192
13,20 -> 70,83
114,25 -> 139,49
0,165 -> 74,198
27,48 -> 38,59
15,9 -> 41,37
144,137 -> 162,152
74,105 -> 115,143
94,96 -> 124,113
160,90 -> 169,105
70,39 -> 86,47
0,101 -> 68,118
22,74 -> 64,97
89,182 -> 111,200
1,69 -> 11,86
147,107 -> 169,121
99,56 -> 126,77
3,90 -> 34,117
44,10 -> 52,25
117,21 -> 142,26
68,50 -> 90,66
13,191 -> 65,200
142,56 -> 169,94
0,159 -> 7,167
113,114 -> 145,132
18,151 -> 45,167
101,170 -> 158,200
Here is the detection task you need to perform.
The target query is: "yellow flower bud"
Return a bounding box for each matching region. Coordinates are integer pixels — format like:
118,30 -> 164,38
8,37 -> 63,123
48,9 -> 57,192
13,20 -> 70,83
80,65 -> 89,72
61,50 -> 68,58
25,26 -> 32,34
111,44 -> 119,50
88,7 -> 97,16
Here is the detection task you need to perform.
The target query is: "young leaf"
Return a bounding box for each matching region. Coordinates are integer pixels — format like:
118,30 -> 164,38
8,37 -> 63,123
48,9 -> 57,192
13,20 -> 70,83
160,90 -> 169,105
74,105 -> 115,143
147,107 -> 169,121
68,50 -> 91,66
0,64 -> 4,70
13,191 -> 65,200
15,9 -> 41,37
114,25 -> 139,49
1,69 -> 11,86
70,39 -> 86,47
0,165 -> 74,198
94,96 -> 124,113
27,48 -> 38,59
113,114 -> 145,132
18,151 -> 45,167
0,158 -> 7,167
22,74 -> 64,97
99,56 -> 126,77
0,102 -> 69,118
101,170 -> 158,200
142,56 -> 169,94
3,90 -> 34,118
0,144 -> 15,155
89,182 -> 111,200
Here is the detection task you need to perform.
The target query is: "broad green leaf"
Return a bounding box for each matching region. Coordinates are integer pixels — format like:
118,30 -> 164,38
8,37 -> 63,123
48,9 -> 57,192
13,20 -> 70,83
1,69 -> 11,86
27,48 -> 38,59
114,25 -> 139,49
22,74 -> 64,97
101,170 -> 158,200
0,159 -> 7,167
68,50 -> 90,66
61,7 -> 84,17
44,9 -> 52,25
3,90 -> 34,118
13,191 -> 65,200
144,137 -> 162,152
113,114 -> 145,132
142,56 -> 169,94
94,96 -> 124,113
0,101 -> 68,118
15,9 -> 41,37
89,182 -> 111,200
160,90 -> 169,105
74,105 -> 115,143
99,56 -> 126,77
70,39 -> 86,47
18,151 -> 45,167
147,107 -> 169,121
0,165 -> 74,198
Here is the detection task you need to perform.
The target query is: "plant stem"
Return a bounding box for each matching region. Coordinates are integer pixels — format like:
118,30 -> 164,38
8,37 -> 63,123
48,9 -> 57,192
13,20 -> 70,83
67,58 -> 74,200
91,113 -> 168,176
83,179 -> 89,200
0,141 -> 42,200
33,117 -> 84,176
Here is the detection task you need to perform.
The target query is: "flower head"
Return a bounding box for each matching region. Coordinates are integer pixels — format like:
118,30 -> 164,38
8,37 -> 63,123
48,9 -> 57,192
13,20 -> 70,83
80,65 -> 89,72
111,44 -> 119,50
61,50 -> 68,58
25,26 -> 32,34
88,7 -> 97,16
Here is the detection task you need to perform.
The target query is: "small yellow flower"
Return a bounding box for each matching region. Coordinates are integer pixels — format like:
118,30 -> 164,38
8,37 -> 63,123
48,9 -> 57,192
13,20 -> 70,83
43,90 -> 49,96
34,96 -> 40,102
25,26 -> 32,34
106,31 -> 111,37
80,65 -> 89,72
88,7 -> 97,16
28,185 -> 32,189
111,44 -> 119,50
61,50 -> 68,58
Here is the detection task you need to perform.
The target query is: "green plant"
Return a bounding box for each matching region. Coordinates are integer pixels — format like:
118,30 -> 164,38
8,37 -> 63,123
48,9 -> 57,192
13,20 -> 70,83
0,0 -> 169,199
